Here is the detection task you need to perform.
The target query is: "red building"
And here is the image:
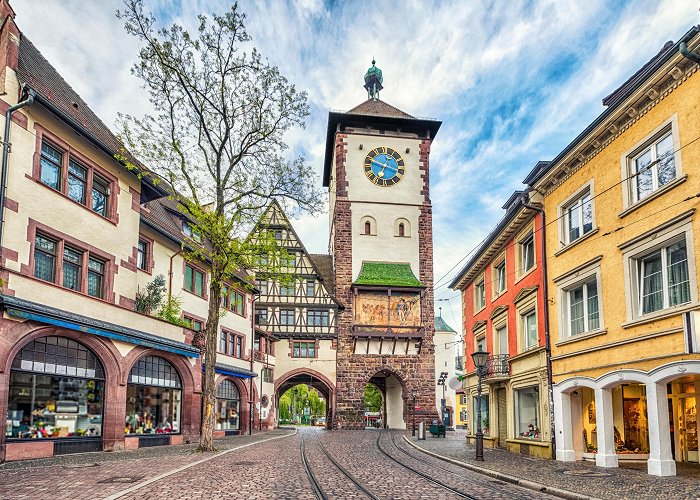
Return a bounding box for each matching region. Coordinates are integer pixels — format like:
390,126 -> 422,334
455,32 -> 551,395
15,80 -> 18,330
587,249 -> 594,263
450,190 -> 552,458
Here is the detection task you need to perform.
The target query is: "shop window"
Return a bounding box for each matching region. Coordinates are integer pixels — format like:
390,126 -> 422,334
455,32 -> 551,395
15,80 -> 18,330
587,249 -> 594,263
611,384 -> 649,454
472,394 -> 489,436
7,336 -> 105,440
515,386 -> 541,440
216,380 -> 240,431
307,309 -> 329,327
125,356 -> 181,435
292,341 -> 316,358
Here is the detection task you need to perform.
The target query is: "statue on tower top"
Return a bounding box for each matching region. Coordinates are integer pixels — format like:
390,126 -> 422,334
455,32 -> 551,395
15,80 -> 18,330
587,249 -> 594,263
363,59 -> 383,101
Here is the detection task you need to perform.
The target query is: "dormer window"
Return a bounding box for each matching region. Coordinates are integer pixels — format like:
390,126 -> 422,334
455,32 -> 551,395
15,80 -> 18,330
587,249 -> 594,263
183,222 -> 202,243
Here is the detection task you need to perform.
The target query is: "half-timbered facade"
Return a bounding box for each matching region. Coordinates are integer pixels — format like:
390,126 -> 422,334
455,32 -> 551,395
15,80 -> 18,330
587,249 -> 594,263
248,202 -> 340,427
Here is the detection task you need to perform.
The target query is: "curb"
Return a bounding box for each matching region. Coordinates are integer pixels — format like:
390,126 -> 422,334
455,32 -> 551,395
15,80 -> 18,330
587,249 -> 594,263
402,435 -> 597,500
104,429 -> 297,499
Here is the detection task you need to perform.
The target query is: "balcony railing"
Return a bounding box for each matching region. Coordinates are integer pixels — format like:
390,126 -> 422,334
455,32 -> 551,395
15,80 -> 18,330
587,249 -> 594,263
484,354 -> 510,380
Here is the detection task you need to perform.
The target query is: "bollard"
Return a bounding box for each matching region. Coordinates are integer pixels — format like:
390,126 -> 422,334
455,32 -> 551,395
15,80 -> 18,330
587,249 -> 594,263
418,421 -> 426,440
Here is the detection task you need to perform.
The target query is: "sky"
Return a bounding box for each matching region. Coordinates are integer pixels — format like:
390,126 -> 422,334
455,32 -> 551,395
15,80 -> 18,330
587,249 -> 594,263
12,0 -> 697,332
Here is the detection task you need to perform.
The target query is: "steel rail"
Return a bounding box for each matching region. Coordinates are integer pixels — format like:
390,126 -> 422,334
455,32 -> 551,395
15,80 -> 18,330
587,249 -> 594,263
314,433 -> 381,500
300,433 -> 327,500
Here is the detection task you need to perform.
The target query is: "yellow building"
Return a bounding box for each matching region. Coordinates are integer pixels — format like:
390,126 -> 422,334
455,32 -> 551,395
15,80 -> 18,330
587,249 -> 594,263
525,27 -> 700,476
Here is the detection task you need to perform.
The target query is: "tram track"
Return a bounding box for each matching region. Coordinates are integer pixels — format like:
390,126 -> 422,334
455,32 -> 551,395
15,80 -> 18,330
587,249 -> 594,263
301,430 -> 380,500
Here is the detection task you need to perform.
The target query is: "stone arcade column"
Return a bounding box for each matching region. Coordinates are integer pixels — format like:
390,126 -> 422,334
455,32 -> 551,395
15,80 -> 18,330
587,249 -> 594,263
646,381 -> 676,476
554,388 -> 576,461
594,387 -> 618,468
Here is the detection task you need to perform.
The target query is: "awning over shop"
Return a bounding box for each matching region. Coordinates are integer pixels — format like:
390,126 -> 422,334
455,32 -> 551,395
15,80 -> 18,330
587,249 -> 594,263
204,362 -> 257,379
0,295 -> 200,358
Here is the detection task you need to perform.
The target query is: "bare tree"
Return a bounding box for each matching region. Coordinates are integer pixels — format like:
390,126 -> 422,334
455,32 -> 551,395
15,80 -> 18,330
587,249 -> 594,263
117,0 -> 322,451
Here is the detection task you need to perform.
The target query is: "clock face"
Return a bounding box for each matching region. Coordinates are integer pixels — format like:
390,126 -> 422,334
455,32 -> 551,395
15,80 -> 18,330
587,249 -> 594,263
363,147 -> 405,187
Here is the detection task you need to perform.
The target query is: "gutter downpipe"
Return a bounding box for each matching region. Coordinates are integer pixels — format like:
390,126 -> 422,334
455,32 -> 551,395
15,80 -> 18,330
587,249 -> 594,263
523,198 -> 556,461
167,249 -> 184,301
0,85 -> 34,249
249,293 -> 259,435
680,42 -> 700,64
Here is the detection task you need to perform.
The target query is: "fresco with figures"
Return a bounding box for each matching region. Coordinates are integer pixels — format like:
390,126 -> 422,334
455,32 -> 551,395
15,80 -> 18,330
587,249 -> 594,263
354,292 -> 421,330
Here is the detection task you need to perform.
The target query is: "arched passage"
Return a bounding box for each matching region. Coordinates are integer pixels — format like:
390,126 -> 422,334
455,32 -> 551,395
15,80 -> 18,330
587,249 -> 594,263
274,368 -> 335,428
368,369 -> 406,430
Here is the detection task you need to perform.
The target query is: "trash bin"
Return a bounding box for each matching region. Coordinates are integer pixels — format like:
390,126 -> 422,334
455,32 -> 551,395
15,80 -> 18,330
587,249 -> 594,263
418,421 -> 426,440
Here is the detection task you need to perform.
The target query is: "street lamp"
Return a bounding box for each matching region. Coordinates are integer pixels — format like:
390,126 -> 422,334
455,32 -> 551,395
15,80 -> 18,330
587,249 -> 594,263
412,389 -> 417,436
471,347 -> 490,461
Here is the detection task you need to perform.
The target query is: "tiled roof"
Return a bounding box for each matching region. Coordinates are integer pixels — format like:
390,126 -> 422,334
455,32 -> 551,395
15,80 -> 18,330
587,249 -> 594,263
346,99 -> 414,119
354,262 -> 422,287
435,315 -> 456,333
309,254 -> 334,294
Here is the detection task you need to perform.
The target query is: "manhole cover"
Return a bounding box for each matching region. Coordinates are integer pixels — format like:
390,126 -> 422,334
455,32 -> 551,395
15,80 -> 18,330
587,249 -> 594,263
562,470 -> 611,477
99,476 -> 145,484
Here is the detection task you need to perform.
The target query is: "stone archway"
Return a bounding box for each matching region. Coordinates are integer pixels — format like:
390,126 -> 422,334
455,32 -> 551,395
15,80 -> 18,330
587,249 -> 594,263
368,369 -> 407,430
274,368 -> 335,428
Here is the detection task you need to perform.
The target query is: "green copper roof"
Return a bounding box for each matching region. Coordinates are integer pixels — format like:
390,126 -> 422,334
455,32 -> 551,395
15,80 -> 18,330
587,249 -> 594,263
354,262 -> 422,287
434,316 -> 456,333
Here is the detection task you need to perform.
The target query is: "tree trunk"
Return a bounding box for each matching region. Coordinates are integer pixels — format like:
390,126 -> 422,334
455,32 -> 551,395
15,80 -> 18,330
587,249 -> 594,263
199,278 -> 222,451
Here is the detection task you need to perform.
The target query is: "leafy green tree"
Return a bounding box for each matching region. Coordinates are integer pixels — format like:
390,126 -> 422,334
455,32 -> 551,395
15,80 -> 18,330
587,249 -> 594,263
117,1 -> 321,451
364,384 -> 382,412
134,274 -> 166,314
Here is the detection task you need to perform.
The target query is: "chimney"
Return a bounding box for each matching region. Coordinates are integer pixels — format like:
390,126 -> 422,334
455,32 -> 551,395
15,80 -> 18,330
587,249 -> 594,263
0,0 -> 19,94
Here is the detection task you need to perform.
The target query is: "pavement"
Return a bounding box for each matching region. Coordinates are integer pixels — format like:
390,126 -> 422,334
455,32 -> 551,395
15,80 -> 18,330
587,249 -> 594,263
408,429 -> 700,500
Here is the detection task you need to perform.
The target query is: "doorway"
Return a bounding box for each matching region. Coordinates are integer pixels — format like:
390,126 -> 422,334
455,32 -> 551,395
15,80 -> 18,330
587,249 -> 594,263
670,378 -> 699,464
497,388 -> 507,447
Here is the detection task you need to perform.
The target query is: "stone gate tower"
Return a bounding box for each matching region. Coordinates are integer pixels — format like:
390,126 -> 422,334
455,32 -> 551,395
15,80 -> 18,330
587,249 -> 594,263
323,61 -> 441,429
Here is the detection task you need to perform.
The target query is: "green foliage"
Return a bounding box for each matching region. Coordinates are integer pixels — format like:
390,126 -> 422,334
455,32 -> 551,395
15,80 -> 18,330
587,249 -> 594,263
134,274 -> 166,314
279,384 -> 326,423
354,262 -> 423,287
363,384 -> 383,412
156,295 -> 192,328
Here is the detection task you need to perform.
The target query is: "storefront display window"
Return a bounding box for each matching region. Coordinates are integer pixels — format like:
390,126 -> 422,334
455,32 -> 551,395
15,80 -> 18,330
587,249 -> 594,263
515,387 -> 541,440
6,336 -> 104,439
216,379 -> 240,431
125,356 -> 181,435
612,384 -> 649,454
472,394 -> 489,436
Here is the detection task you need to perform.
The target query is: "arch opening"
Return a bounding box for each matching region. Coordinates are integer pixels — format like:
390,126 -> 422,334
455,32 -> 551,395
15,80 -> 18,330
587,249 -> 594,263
275,370 -> 334,428
368,369 -> 406,429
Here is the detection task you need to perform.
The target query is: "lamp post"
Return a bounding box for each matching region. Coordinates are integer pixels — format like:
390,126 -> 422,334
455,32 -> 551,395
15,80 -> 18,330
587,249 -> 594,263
471,348 -> 490,462
412,389 -> 417,436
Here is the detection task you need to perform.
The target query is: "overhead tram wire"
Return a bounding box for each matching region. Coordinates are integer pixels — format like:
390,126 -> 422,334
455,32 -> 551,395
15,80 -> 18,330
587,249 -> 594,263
434,190 -> 700,297
431,135 -> 700,294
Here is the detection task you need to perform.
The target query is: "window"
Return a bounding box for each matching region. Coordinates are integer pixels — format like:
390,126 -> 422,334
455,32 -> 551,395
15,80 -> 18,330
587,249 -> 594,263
184,264 -> 205,297
632,132 -> 675,203
292,341 -> 316,358
306,279 -> 315,297
8,336 -> 105,440
522,310 -> 538,350
280,308 -> 295,325
361,216 -> 376,236
220,330 -> 228,353
126,356 -> 181,434
475,335 -> 486,353
398,223 -> 405,237
474,278 -> 485,311
285,254 -> 296,268
262,368 -> 273,383
137,239 -> 148,271
364,221 -> 371,235
495,324 -> 508,355
40,141 -> 62,190
34,233 -> 57,282
91,175 -> 109,217
520,232 -> 535,273
274,230 -> 283,241
472,394 -> 490,436
32,231 -> 110,299
494,260 -> 506,295
515,387 -> 540,440
257,279 -> 268,295
307,309 -> 329,326
565,191 -> 593,244
229,333 -> 235,356
280,282 -> 296,296
256,308 -> 268,325
639,239 -> 690,314
216,380 -> 240,431
184,316 -> 203,332
62,247 -> 83,291
232,290 -> 245,316
567,279 -> 600,336
221,285 -> 230,309
183,223 -> 201,243
67,160 -> 87,204
235,336 -> 242,358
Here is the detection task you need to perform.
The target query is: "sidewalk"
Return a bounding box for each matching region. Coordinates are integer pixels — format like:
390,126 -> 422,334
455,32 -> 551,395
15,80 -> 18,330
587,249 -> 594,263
406,430 -> 697,500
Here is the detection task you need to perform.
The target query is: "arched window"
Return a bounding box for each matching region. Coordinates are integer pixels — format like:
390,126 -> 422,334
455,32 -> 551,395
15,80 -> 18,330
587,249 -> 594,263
216,379 -> 241,431
8,336 -> 105,440
126,356 -> 182,435
394,218 -> 410,237
361,216 -> 376,236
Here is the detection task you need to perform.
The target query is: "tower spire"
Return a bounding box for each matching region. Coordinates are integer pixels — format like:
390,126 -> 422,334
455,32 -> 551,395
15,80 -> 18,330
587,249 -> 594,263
363,58 -> 383,100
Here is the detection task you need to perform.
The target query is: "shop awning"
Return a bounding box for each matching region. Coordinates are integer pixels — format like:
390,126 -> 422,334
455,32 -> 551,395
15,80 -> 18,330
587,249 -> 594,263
204,362 -> 257,379
0,295 -> 200,358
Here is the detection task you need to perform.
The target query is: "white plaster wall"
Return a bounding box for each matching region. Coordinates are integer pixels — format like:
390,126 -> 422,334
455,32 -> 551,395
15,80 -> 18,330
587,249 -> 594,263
273,339 -> 337,388
434,330 -> 458,418
385,374 -> 406,429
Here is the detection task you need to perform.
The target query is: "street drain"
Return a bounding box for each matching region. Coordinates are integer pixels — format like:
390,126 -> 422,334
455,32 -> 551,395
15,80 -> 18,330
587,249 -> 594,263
562,470 -> 611,477
99,476 -> 145,484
